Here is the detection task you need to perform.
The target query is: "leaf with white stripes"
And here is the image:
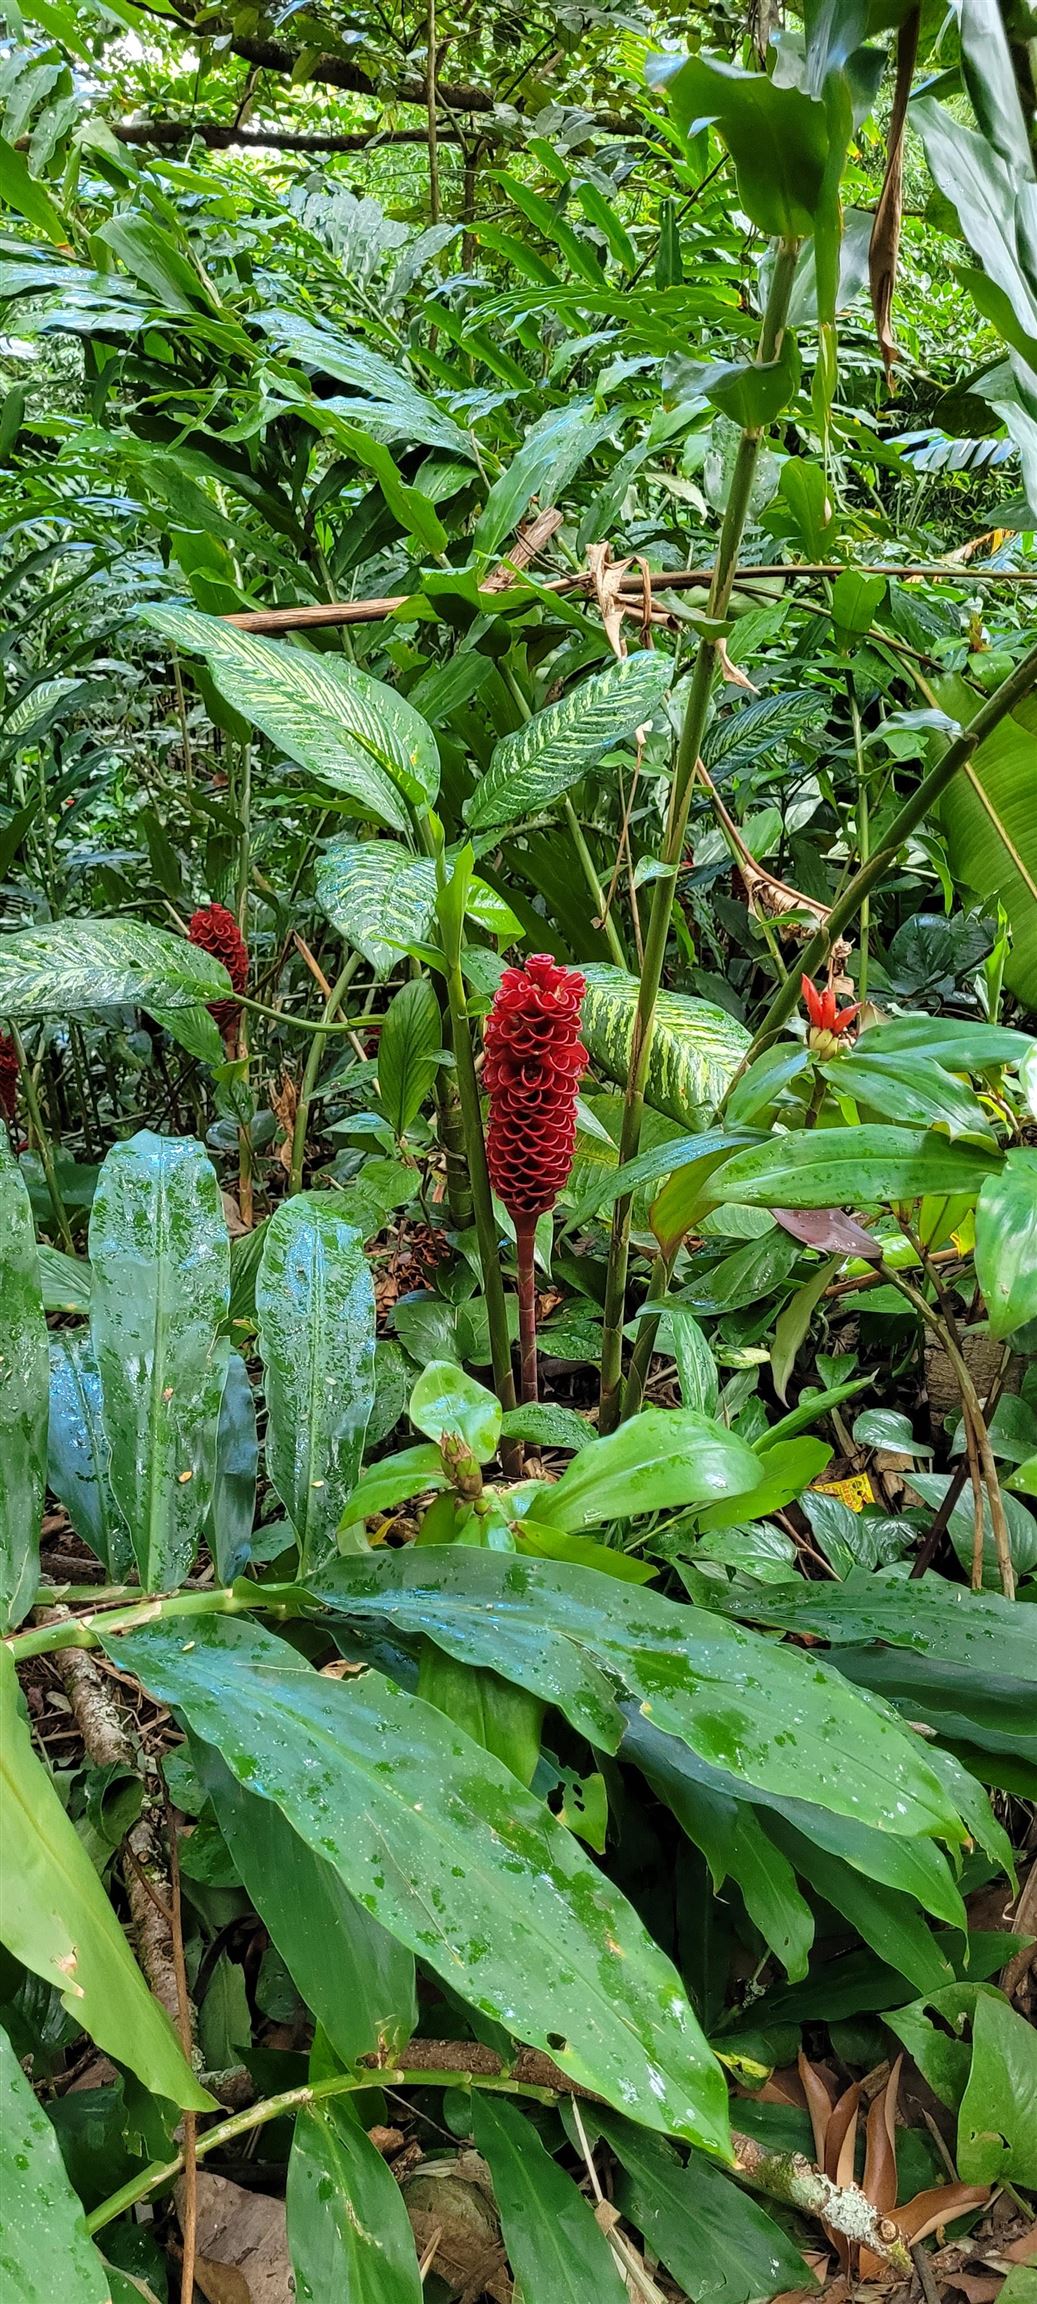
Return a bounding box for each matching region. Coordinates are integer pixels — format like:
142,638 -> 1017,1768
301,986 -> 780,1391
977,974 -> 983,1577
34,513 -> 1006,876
256,307 -> 474,460
143,607 -> 439,824
465,652 -> 671,833
581,965 -> 750,1128
0,918 -> 231,1019
257,1195 -> 377,1577
315,837 -> 438,975
704,689 -> 824,777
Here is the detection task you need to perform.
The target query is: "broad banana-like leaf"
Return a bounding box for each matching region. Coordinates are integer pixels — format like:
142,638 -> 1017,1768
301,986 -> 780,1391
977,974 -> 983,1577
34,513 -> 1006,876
581,965 -> 750,1127
316,837 -> 437,975
256,1194 -> 376,1576
937,680 -> 1037,1005
465,652 -> 671,833
0,1133 -> 48,1631
47,1333 -> 132,1582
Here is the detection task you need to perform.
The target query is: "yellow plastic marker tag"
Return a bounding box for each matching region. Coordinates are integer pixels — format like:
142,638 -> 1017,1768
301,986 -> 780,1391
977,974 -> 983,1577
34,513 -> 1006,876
813,1473 -> 874,1513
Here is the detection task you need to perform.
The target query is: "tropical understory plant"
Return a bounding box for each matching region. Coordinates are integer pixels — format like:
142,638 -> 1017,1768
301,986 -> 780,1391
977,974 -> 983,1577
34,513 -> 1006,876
1,0 -> 1037,2296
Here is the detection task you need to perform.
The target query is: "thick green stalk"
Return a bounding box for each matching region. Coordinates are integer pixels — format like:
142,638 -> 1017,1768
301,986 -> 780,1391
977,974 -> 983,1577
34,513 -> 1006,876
444,952 -> 517,1420
3,1582 -> 280,1663
728,632 -> 1037,1081
621,1244 -> 680,1419
289,952 -> 362,1194
562,796 -> 628,967
598,238 -> 801,1430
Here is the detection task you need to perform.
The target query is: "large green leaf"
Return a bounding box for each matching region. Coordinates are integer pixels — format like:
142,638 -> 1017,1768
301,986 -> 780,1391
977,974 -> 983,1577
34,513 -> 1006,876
654,52 -> 829,236
465,654 -> 671,834
107,1616 -> 731,2152
256,307 -> 473,459
722,1570 -> 1037,1685
522,1408 -> 759,1531
957,1993 -> 1037,2185
377,977 -> 443,1136
316,837 -> 437,975
0,1134 -> 47,1631
288,2098 -> 423,2304
975,1148 -> 1037,1338
581,967 -> 750,1129
594,2108 -> 810,2304
205,1752 -> 416,2064
313,1550 -> 966,1844
935,683 -> 1037,1005
0,2026 -> 113,2304
711,1125 -> 1002,1209
143,607 -> 438,825
472,2093 -> 627,2304
88,1131 -> 230,1593
0,918 -> 231,1020
0,1650 -> 208,2110
47,1334 -> 132,1583
256,1194 -> 376,1576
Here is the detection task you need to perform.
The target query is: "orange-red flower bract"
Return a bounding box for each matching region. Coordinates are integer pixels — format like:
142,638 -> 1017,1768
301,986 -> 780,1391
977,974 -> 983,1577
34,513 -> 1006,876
188,903 -> 249,1034
484,954 -> 587,1220
0,1034 -> 18,1127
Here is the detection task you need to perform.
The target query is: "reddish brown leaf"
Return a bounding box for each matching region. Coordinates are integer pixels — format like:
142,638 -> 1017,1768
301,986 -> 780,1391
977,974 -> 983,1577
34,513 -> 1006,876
798,2051 -> 836,2168
774,1207 -> 881,1259
897,2185 -> 991,2245
869,6 -> 921,383
863,2056 -> 902,2218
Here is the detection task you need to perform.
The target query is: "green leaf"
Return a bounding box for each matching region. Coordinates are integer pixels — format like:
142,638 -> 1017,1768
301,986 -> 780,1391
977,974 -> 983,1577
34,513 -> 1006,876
832,1050 -> 994,1139
143,607 -> 438,825
327,420 -> 449,556
765,1818 -> 956,1995
37,1242 -> 92,1314
316,838 -> 437,976
957,1992 -> 1037,2185
48,1334 -> 132,1583
204,1749 -> 417,2065
0,2026 -> 112,2303
832,570 -> 887,638
474,401 -> 618,559
0,1134 -> 48,1631
635,1741 -> 814,1982
935,685 -> 1037,1006
0,1649 -> 208,2109
288,2098 -> 423,2303
975,1149 -> 1037,1338
860,1015 -> 1034,1068
88,1132 -> 230,1593
593,2109 -> 810,2304
314,1550 -> 967,1843
771,1259 -> 840,1403
338,1443 -> 452,1527
499,1403 -> 595,1453
581,967 -> 750,1129
472,2093 -> 627,2304
722,1570 -> 1037,1686
105,1616 -> 732,2153
697,1436 -> 832,1533
257,308 -> 473,459
256,1194 -> 376,1576
0,918 -> 231,1020
205,1351 -> 258,1585
465,654 -> 671,834
378,976 -> 442,1135
668,337 -> 801,428
525,1408 -> 759,1531
409,1360 -> 502,1461
655,52 -> 829,235
0,138 -> 68,244
711,1125 -> 1002,1209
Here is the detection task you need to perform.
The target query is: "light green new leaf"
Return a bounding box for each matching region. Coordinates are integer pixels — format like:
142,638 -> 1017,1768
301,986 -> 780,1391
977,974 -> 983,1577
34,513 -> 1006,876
473,2094 -> 627,2304
581,967 -> 750,1129
0,139 -> 68,245
378,976 -> 443,1135
316,838 -> 436,975
256,1194 -> 376,1576
143,607 -> 439,824
107,1615 -> 732,2153
526,1408 -> 759,1531
0,2026 -> 113,2304
465,654 -> 671,834
288,2099 -> 423,2304
711,1125 -> 1002,1209
0,1650 -> 208,2110
975,1149 -> 1037,1338
48,1333 -> 132,1582
0,918 -> 231,1020
409,1360 -> 502,1461
593,2109 -> 811,2304
88,1132 -> 230,1592
0,1134 -> 48,1631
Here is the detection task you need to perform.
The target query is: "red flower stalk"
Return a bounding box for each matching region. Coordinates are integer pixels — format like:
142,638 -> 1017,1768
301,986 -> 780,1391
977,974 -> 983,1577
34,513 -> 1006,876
484,954 -> 586,1404
801,974 -> 860,1058
188,904 -> 249,1039
0,1033 -> 19,1129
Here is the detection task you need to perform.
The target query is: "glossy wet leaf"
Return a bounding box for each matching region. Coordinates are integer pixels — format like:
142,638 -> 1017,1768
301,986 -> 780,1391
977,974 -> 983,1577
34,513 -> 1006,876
974,1149 -> 1037,1337
0,1650 -> 208,2110
409,1359 -> 502,1461
47,1333 -> 132,1583
711,1125 -> 1002,1209
593,2107 -> 811,2304
257,1194 -> 376,1576
107,1615 -> 731,2153
472,2093 -> 627,2304
314,1550 -> 965,1843
723,1569 -> 1037,1686
526,1408 -> 759,1531
316,838 -> 437,976
288,2097 -> 423,2303
89,1131 -> 230,1592
581,967 -> 749,1129
465,652 -> 671,834
0,1133 -> 48,1631
0,917 -> 231,1020
378,976 -> 443,1136
205,1351 -> 258,1584
0,2026 -> 113,2304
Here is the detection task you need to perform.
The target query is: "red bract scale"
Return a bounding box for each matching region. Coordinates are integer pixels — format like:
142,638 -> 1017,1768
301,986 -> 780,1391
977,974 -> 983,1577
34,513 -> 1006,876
484,954 -> 587,1219
0,1034 -> 18,1127
187,904 -> 249,1035
801,974 -> 860,1056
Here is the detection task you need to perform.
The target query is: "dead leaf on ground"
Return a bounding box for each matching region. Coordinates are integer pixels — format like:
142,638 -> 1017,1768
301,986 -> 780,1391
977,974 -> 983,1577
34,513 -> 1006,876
796,2052 -> 990,2280
177,2173 -> 293,2304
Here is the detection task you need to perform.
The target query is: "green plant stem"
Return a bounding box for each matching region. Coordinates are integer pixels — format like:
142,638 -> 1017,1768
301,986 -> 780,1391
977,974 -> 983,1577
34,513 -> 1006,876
848,679 -> 869,1003
728,633 -> 1037,1083
515,1213 -> 539,1402
3,1583 -> 283,1663
597,236 -> 801,1431
10,1024 -> 75,1252
443,952 -> 517,1423
877,1261 -> 1015,1600
289,952 -> 362,1194
621,1245 -> 679,1419
562,796 -> 627,967
86,2065 -> 560,2236
235,992 -> 382,1036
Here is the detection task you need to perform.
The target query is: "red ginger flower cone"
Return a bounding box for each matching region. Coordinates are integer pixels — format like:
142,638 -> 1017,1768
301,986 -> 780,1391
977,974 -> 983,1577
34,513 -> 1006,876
484,954 -> 587,1218
0,1034 -> 19,1128
187,903 -> 249,1037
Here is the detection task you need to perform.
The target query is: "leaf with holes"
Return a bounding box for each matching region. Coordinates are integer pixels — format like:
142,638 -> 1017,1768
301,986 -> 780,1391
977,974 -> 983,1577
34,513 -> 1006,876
465,653 -> 671,833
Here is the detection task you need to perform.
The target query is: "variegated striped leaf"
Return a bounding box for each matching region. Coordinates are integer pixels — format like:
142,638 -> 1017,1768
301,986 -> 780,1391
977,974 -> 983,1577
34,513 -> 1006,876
143,606 -> 439,824
0,918 -> 230,1018
581,965 -> 750,1128
465,651 -> 672,833
315,837 -> 438,975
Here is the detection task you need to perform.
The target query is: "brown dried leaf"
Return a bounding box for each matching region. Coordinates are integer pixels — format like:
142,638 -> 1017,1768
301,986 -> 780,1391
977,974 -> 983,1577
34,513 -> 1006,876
864,2056 -> 902,2219
897,2185 -> 991,2246
1003,2228 -> 1037,2265
869,7 -> 921,383
799,2051 -> 836,2168
828,2083 -> 862,2191
269,1069 -> 298,1175
179,2174 -> 293,2304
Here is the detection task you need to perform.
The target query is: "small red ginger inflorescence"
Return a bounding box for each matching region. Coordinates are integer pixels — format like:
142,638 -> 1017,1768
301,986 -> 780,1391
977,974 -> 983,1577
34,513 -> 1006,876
0,1034 -> 19,1128
187,903 -> 249,1037
801,974 -> 860,1059
484,954 -> 587,1221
